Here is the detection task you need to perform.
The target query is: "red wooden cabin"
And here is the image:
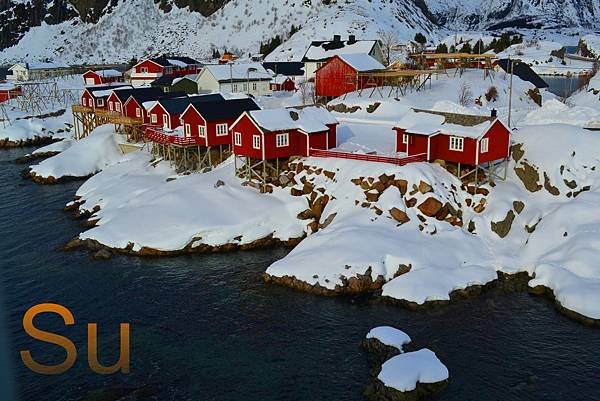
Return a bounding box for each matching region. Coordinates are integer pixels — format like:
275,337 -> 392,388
82,69 -> 123,86
230,106 -> 339,161
0,85 -> 21,103
145,94 -> 222,130
80,84 -> 131,110
315,53 -> 385,100
131,56 -> 202,86
106,87 -> 167,115
125,91 -> 187,124
392,109 -> 511,166
269,75 -> 295,92
179,97 -> 260,146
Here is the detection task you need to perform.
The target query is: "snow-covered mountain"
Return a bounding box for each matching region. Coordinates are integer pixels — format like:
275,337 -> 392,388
0,0 -> 598,64
425,0 -> 600,30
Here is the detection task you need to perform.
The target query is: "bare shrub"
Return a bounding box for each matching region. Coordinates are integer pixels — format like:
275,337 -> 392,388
458,82 -> 474,106
485,86 -> 499,102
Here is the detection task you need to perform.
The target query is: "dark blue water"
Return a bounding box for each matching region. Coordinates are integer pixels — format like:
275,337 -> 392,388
2,147 -> 600,401
544,75 -> 585,98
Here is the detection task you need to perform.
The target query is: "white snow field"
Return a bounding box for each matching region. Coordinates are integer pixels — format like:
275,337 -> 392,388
29,126 -> 122,179
378,349 -> 449,392
366,327 -> 412,352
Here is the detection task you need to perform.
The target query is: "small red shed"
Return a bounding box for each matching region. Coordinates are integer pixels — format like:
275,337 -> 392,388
269,75 -> 296,92
0,84 -> 21,103
315,53 -> 385,100
82,69 -> 123,86
230,106 -> 339,161
80,84 -> 131,110
393,109 -> 511,166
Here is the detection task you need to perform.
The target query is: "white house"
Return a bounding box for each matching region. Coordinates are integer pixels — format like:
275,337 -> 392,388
196,63 -> 273,97
301,35 -> 384,79
7,61 -> 70,81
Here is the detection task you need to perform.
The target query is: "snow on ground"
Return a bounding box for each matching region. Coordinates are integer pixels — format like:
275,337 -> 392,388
524,99 -> 600,127
29,126 -> 122,179
366,327 -> 411,352
31,139 -> 73,155
497,40 -> 597,76
378,349 -> 449,392
74,152 -> 306,252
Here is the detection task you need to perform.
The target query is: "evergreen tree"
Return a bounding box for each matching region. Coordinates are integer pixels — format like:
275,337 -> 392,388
436,43 -> 448,53
414,32 -> 427,45
460,42 -> 472,54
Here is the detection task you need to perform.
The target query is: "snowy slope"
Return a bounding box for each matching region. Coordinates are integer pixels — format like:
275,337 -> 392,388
0,0 -> 436,65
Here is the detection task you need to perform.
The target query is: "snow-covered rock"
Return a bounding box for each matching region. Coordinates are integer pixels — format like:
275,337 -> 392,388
366,327 -> 411,352
378,349 -> 449,392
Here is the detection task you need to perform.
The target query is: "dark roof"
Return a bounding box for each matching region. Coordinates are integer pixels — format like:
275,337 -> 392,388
129,90 -> 187,105
262,62 -> 305,76
158,93 -> 225,115
113,87 -> 165,102
150,75 -> 196,87
86,84 -> 131,98
497,59 -> 549,89
150,55 -> 202,67
194,98 -> 261,121
0,67 -> 9,81
412,108 -> 495,127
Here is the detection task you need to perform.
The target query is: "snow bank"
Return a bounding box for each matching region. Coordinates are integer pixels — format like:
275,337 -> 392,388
366,327 -> 411,351
75,152 -> 307,252
0,117 -> 69,142
378,349 -> 449,392
524,99 -> 600,126
32,139 -> 73,155
29,126 -> 122,179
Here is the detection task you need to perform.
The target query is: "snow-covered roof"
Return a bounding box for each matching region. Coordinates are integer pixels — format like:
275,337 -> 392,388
201,63 -> 273,82
270,74 -> 291,84
303,39 -> 379,62
90,69 -> 122,77
248,106 -> 337,134
91,85 -> 133,98
396,109 -> 497,139
336,53 -> 385,72
167,59 -> 188,68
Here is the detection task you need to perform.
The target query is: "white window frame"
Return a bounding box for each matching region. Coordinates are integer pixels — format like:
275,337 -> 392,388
234,132 -> 242,146
151,114 -> 157,124
449,136 -> 464,151
136,108 -> 141,118
276,133 -> 289,148
198,125 -> 206,138
162,114 -> 169,129
402,133 -> 409,145
115,102 -> 122,112
252,82 -> 257,91
97,98 -> 104,107
141,67 -> 148,73
243,83 -> 248,92
233,83 -> 239,92
82,98 -> 87,106
216,123 -> 228,137
480,137 -> 489,153
109,102 -> 114,111
184,124 -> 191,137
252,134 -> 260,150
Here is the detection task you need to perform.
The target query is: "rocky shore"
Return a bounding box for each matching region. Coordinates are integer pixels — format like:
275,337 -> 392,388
0,135 -> 57,149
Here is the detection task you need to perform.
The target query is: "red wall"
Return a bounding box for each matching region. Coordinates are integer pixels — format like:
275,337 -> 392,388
231,114 -> 302,160
124,98 -> 147,122
107,92 -> 124,114
232,114 -> 264,159
316,57 -> 358,98
327,124 -> 337,149
430,134 -> 477,165
477,120 -> 511,164
135,60 -> 165,74
180,107 -> 208,146
148,104 -> 179,129
83,71 -> 102,85
309,131 -> 328,151
81,91 -> 94,108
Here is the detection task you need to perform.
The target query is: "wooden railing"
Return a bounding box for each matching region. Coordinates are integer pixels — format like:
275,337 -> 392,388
309,148 -> 427,166
144,126 -> 203,146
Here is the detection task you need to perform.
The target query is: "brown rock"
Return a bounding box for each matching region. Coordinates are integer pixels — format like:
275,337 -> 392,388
418,180 -> 433,194
465,198 -> 472,207
393,179 -> 408,196
351,177 -> 362,186
320,213 -> 337,229
476,187 -> 489,196
302,181 -> 314,194
389,207 -> 410,225
405,198 -> 417,208
365,190 -> 379,202
360,180 -> 371,190
491,210 -> 516,238
543,172 -> 560,196
418,197 -> 443,217
324,170 -> 336,180
371,181 -> 386,193
290,187 -> 304,196
372,207 -> 383,216
513,201 -> 525,214
435,203 -> 450,221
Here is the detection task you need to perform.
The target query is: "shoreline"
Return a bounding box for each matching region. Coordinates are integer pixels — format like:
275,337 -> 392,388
0,136 -> 58,149
63,197 -> 599,328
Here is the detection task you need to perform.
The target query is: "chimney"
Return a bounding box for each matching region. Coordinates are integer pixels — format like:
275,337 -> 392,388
348,35 -> 356,44
333,34 -> 341,43
491,109 -> 497,118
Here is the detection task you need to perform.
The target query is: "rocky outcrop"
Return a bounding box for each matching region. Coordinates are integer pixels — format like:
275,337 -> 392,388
514,162 -> 542,192
491,210 -> 516,238
0,136 -> 57,149
417,197 -> 443,217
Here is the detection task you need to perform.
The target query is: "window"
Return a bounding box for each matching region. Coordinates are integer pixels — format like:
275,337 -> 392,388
243,83 -> 248,92
136,108 -> 141,118
163,114 -> 169,129
185,124 -> 191,137
252,82 -> 257,91
140,67 -> 148,73
252,135 -> 260,149
97,98 -> 104,107
402,133 -> 409,145
233,83 -> 239,92
198,125 -> 206,137
276,133 -> 289,147
151,114 -> 157,124
109,102 -> 113,111
480,138 -> 489,153
216,123 -> 228,136
82,98 -> 87,106
449,136 -> 464,151
234,132 -> 242,146
115,103 -> 121,112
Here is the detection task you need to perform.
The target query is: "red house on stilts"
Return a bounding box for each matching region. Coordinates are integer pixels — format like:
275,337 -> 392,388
82,69 -> 123,86
229,106 -> 338,186
393,108 -> 511,181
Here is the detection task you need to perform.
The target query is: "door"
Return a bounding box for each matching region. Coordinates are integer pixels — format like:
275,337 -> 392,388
163,115 -> 169,129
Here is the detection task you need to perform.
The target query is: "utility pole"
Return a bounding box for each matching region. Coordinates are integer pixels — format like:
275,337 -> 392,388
508,58 -> 516,129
